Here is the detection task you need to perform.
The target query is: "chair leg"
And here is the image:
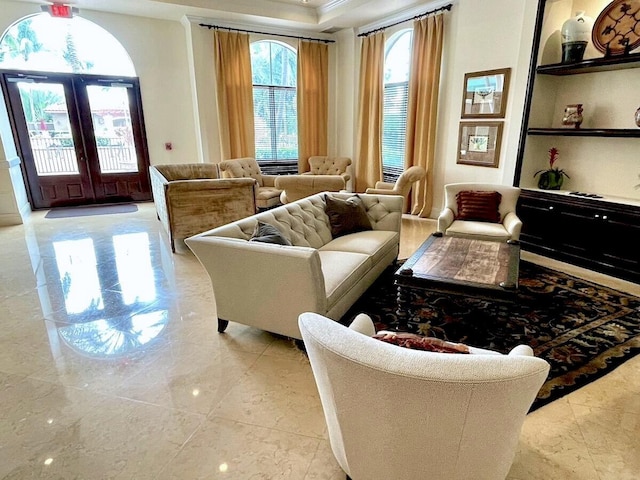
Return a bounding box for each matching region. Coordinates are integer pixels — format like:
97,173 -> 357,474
346,476 -> 352,480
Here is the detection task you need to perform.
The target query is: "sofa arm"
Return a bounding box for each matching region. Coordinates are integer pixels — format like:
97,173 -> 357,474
150,166 -> 171,232
437,208 -> 455,233
365,186 -> 397,195
164,178 -> 257,249
261,174 -> 278,187
502,211 -> 522,241
185,235 -> 327,339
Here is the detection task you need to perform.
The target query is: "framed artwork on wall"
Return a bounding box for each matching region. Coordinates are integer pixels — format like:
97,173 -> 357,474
461,68 -> 511,118
457,121 -> 503,168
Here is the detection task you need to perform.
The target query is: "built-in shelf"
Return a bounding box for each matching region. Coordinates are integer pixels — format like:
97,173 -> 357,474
536,52 -> 640,75
527,128 -> 640,138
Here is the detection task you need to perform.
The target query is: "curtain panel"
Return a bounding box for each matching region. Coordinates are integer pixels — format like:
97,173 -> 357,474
297,41 -> 329,173
405,14 -> 444,217
213,30 -> 255,160
355,32 -> 385,193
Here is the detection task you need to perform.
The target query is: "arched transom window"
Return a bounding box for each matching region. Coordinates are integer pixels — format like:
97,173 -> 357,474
0,13 -> 135,76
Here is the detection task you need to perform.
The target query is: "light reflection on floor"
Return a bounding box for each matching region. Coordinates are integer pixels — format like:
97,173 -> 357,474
29,217 -> 170,358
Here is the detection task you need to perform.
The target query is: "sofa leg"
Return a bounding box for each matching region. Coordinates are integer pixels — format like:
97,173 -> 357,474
218,318 -> 229,333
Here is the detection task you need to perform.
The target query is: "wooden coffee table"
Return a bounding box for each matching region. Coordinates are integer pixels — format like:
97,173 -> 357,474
394,233 -> 520,330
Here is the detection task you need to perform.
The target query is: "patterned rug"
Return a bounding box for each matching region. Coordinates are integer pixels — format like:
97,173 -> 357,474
341,261 -> 640,411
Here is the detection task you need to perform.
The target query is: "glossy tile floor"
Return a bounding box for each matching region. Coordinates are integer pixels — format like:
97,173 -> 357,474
1,202 -> 639,479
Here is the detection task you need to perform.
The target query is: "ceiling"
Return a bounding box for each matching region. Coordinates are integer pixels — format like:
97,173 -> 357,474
11,0 -> 449,33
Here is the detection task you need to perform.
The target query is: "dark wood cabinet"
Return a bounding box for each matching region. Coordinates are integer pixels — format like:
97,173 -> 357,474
517,190 -> 640,283
514,0 -> 640,285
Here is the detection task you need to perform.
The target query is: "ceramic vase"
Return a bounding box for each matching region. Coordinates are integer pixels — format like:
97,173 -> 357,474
537,170 -> 564,190
562,104 -> 583,128
561,11 -> 594,63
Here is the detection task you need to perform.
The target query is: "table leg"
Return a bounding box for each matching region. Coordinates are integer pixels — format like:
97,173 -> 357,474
396,284 -> 412,332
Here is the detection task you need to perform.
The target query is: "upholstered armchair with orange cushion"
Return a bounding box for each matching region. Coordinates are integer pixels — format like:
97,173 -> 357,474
150,164 -> 257,252
274,174 -> 345,204
365,165 -> 426,212
218,157 -> 283,209
437,182 -> 522,242
299,312 -> 549,480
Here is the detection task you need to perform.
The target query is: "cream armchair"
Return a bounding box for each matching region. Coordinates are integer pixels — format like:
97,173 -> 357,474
303,156 -> 352,191
219,157 -> 282,209
150,164 -> 257,252
274,174 -> 345,203
299,312 -> 550,480
437,182 -> 522,242
365,165 -> 426,212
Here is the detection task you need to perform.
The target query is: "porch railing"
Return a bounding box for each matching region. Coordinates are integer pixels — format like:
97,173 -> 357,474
29,136 -> 138,176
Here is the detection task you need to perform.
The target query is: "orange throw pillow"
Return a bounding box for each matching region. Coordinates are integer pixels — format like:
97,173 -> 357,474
455,190 -> 502,223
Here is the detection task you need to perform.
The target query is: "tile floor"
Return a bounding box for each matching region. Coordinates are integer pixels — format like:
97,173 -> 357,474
0,202 -> 638,479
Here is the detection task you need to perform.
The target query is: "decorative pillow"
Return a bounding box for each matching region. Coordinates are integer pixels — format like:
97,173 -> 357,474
324,194 -> 373,237
455,190 -> 502,223
249,221 -> 292,245
373,331 -> 470,354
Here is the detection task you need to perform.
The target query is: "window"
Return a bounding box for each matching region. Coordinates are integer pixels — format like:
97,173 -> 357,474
0,13 -> 135,75
250,40 -> 298,173
382,29 -> 413,183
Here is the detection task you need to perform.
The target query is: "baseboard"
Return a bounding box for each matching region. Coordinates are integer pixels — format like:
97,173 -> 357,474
0,212 -> 24,226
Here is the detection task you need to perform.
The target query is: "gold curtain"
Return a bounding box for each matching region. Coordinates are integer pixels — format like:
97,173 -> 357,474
297,41 -> 328,173
355,32 -> 385,193
405,14 -> 444,217
213,30 -> 255,160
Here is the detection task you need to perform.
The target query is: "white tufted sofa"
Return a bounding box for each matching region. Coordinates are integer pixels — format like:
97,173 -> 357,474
185,192 -> 403,339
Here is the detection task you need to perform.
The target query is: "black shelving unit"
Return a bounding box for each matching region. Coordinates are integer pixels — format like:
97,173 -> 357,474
527,128 -> 640,138
536,53 -> 640,75
514,0 -> 640,283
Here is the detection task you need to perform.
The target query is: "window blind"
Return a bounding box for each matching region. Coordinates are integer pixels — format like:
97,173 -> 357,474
382,81 -> 408,182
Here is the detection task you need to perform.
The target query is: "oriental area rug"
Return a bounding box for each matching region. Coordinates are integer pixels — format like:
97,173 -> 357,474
341,261 -> 640,411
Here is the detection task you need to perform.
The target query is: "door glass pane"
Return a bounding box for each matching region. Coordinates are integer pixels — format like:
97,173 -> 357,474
17,81 -> 79,176
87,85 -> 138,173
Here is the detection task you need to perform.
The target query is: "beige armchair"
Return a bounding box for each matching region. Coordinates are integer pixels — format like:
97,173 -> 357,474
299,312 -> 550,480
150,164 -> 257,252
218,157 -> 282,209
303,156 -> 352,187
274,174 -> 345,203
365,165 -> 426,212
437,182 -> 522,242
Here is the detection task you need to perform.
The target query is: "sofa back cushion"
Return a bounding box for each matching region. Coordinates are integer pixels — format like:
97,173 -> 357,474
198,192 -> 403,249
308,156 -> 351,176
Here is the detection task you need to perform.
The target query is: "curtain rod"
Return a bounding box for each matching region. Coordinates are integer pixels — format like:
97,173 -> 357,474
358,3 -> 452,37
199,23 -> 335,43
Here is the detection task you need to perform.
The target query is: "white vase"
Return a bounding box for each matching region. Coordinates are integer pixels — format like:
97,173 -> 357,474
561,11 -> 594,63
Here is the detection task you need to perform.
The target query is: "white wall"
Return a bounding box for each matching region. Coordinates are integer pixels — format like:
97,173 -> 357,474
333,0 -> 539,217
431,0 -> 538,216
0,1 -> 199,168
0,0 -> 543,220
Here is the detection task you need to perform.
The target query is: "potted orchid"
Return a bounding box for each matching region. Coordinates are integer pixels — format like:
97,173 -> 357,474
534,147 -> 569,190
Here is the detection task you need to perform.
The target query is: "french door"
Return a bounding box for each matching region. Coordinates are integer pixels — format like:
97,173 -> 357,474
1,71 -> 151,209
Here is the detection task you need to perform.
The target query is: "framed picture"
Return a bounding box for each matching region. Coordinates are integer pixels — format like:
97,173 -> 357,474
461,68 -> 511,118
457,121 -> 503,168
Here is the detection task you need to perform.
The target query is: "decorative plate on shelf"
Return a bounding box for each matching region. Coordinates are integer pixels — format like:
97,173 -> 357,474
592,0 -> 640,55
